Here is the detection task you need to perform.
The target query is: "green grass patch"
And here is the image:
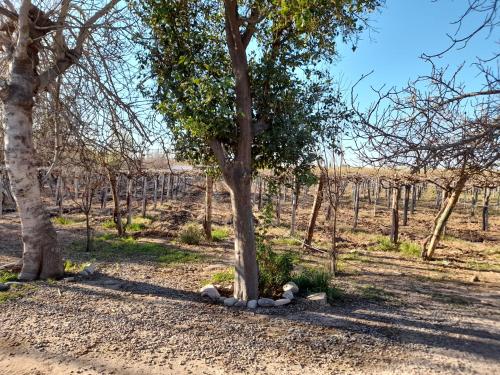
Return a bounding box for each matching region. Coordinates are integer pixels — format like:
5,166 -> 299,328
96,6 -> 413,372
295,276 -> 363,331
0,270 -> 17,283
202,267 -> 235,286
211,227 -> 230,242
71,234 -> 203,265
63,259 -> 88,273
52,216 -> 76,225
341,250 -> 369,263
0,284 -> 36,304
178,223 -> 203,245
399,241 -> 421,258
292,267 -> 344,302
125,216 -> 151,232
102,219 -> 116,229
368,236 -> 398,252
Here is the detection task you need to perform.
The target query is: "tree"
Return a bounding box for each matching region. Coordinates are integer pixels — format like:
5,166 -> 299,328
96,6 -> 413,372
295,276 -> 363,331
0,0 -> 120,280
138,0 -> 380,300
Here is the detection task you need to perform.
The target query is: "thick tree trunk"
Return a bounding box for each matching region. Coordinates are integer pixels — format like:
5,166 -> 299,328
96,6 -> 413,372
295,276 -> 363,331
402,184 -> 410,226
304,173 -> 325,247
482,187 -> 491,231
203,174 -> 213,240
390,186 -> 400,244
3,72 -> 63,280
422,177 -> 467,260
225,173 -> 258,301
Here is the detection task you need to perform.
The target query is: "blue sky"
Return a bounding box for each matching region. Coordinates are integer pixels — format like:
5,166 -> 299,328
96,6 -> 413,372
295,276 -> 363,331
332,0 -> 498,108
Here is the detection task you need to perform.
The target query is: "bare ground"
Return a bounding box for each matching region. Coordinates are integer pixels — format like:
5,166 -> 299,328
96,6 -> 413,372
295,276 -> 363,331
1,192 -> 499,375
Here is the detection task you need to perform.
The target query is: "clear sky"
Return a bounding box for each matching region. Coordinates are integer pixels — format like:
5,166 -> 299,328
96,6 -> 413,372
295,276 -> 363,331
332,0 -> 498,108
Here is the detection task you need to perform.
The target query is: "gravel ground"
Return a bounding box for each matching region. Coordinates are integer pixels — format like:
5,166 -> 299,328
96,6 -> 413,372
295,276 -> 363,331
1,211 -> 500,374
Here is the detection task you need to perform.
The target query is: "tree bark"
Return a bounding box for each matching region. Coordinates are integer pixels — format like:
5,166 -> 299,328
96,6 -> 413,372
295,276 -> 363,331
304,173 -> 325,247
402,184 -> 410,226
159,173 -> 166,205
203,174 -> 213,240
422,176 -> 468,260
276,185 -> 282,226
290,179 -> 300,236
373,178 -> 379,216
390,186 -> 400,244
142,176 -> 147,218
352,182 -> 360,230
108,172 -> 123,236
482,187 -> 491,231
126,177 -> 133,226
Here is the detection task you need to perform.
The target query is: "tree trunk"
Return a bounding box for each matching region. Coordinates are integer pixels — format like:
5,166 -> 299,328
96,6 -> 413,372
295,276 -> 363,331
390,186 -> 400,244
225,173 -> 258,301
257,177 -> 263,211
353,182 -> 360,230
159,173 -> 166,205
203,174 -> 213,240
290,179 -> 300,236
482,187 -> 491,231
373,178 -> 379,216
153,175 -> 158,210
402,184 -> 410,226
276,185 -> 282,226
422,176 -> 468,260
126,177 -> 133,226
304,173 -> 325,247
108,172 -> 123,236
411,183 -> 417,214
329,207 -> 339,276
0,172 -> 3,217
2,71 -> 62,280
142,176 -> 147,218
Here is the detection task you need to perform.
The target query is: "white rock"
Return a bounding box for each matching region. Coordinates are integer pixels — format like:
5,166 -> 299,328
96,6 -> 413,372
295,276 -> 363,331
223,297 -> 237,307
247,300 -> 258,309
62,277 -> 76,282
274,298 -> 291,306
234,300 -> 247,307
200,284 -> 220,300
84,264 -> 96,275
307,292 -> 327,304
283,281 -> 299,294
257,298 -> 275,307
282,290 -> 295,300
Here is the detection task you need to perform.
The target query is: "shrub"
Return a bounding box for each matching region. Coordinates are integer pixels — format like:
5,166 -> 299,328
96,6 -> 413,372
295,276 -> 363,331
203,267 -> 235,286
63,260 -> 88,273
368,236 -> 398,252
292,267 -> 344,301
102,219 -> 116,229
257,240 -> 295,297
125,216 -> 151,232
178,223 -> 204,245
211,227 -> 230,242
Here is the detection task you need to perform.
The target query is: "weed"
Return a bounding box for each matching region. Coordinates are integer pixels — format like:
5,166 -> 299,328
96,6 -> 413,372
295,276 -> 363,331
0,284 -> 36,304
211,227 -> 230,242
368,237 -> 398,252
0,270 -> 17,283
52,216 -> 75,225
292,267 -> 344,301
202,267 -> 235,286
63,260 -> 88,273
178,223 -> 203,245
272,237 -> 302,246
399,241 -> 421,258
257,239 -> 296,297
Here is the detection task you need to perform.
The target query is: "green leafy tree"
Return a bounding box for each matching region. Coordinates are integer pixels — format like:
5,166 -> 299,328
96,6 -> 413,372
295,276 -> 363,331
137,0 -> 380,300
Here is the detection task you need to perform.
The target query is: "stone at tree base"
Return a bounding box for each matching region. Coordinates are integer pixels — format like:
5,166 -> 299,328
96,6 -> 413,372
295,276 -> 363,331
62,277 -> 76,282
307,292 -> 327,304
247,300 -> 258,309
471,275 -> 480,282
0,283 -> 10,292
84,264 -> 96,275
234,300 -> 247,307
79,270 -> 89,277
200,284 -> 220,300
224,297 -> 237,307
283,290 -> 294,300
283,281 -> 299,294
274,298 -> 291,306
257,298 -> 275,307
